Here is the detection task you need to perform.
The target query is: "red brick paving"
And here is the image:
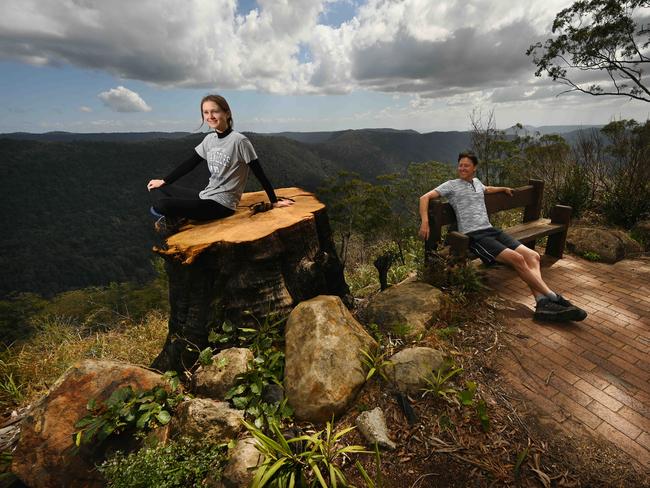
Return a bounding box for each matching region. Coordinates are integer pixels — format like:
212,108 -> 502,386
485,254 -> 650,470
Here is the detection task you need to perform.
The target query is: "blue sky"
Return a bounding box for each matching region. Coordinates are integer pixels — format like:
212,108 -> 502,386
1,0 -> 649,134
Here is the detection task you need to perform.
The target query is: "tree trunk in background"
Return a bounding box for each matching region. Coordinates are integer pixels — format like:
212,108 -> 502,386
150,188 -> 350,373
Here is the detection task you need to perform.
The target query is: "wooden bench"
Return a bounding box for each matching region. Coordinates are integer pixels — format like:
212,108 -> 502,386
424,179 -> 572,260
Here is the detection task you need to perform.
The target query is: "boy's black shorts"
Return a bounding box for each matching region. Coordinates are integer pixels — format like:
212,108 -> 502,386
466,227 -> 521,265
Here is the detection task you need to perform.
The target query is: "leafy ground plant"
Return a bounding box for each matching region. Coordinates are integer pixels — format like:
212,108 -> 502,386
225,348 -> 293,430
206,312 -> 294,430
245,419 -> 371,488
421,367 -> 491,432
435,326 -> 459,340
73,371 -> 183,447
208,312 -> 285,354
99,437 -> 228,488
581,251 -> 601,262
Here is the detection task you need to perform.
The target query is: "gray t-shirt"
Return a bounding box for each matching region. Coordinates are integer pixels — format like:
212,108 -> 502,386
434,178 -> 492,234
195,131 -> 258,210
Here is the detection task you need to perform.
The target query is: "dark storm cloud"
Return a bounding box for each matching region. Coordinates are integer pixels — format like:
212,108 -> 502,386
351,20 -> 540,95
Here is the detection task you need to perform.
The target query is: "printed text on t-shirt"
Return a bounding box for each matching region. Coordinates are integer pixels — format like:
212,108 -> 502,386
207,149 -> 231,172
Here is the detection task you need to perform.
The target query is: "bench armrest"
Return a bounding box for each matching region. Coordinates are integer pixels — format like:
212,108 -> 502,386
550,205 -> 572,225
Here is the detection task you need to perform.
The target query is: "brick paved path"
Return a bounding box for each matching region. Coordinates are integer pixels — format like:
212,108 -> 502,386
485,255 -> 650,470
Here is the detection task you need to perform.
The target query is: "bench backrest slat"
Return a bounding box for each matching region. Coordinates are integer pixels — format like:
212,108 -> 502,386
428,180 -> 543,229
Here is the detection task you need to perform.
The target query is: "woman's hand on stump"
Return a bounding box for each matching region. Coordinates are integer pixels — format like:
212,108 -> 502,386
147,179 -> 165,191
273,198 -> 294,208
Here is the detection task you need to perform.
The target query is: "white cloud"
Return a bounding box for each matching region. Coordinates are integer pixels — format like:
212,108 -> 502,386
79,105 -> 92,112
98,86 -> 152,112
2,0 -> 640,110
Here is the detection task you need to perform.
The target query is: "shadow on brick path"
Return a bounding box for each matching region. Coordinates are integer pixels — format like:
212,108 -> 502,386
484,254 -> 650,470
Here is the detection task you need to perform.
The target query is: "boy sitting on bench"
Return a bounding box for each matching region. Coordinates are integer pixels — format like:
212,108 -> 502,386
418,151 -> 586,322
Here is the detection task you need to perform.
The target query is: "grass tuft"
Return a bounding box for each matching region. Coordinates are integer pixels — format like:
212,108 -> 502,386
0,311 -> 167,407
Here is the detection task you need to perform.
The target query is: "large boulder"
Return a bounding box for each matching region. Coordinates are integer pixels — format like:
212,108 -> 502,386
193,348 -> 253,399
567,227 -> 643,263
631,220 -> 650,251
361,281 -> 443,338
171,398 -> 244,445
387,347 -> 446,395
284,295 -> 378,422
12,359 -> 166,488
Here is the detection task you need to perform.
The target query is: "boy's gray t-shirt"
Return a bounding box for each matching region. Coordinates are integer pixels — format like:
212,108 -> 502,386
434,178 -> 492,234
195,131 -> 258,210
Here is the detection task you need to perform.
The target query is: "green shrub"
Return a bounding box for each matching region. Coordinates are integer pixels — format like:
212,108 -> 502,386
601,183 -> 650,229
99,437 -> 228,488
555,163 -> 591,218
630,227 -> 648,250
600,120 -> 650,229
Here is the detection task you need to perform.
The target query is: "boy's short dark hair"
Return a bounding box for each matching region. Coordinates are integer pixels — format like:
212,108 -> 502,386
458,151 -> 479,166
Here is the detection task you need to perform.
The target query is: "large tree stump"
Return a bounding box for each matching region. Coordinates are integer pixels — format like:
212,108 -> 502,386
151,187 -> 350,373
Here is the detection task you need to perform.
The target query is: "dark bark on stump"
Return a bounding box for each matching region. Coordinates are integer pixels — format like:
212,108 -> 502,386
151,189 -> 350,373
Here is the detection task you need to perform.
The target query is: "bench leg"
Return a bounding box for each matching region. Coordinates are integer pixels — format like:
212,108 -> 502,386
546,232 -> 566,258
546,205 -> 572,259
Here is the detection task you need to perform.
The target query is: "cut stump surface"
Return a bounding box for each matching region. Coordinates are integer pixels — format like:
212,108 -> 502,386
156,188 -> 324,264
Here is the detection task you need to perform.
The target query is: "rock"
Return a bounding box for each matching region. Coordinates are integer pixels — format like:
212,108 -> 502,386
631,220 -> 650,251
222,437 -> 265,488
12,359 -> 166,488
355,408 -> 396,450
361,281 -> 443,338
171,398 -> 244,444
193,348 -> 253,399
284,295 -> 378,422
387,347 -> 446,395
567,227 -> 643,263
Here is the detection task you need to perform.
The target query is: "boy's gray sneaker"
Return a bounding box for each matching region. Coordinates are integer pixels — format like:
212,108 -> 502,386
534,298 -> 583,322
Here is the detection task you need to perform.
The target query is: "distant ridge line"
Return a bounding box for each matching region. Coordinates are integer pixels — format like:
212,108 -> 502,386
0,125 -> 602,143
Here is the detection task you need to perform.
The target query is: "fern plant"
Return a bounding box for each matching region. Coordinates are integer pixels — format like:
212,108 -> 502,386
245,419 -> 370,488
420,361 -> 463,403
359,347 -> 393,383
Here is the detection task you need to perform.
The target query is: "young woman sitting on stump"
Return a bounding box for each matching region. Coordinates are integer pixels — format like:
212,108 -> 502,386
147,94 -> 292,233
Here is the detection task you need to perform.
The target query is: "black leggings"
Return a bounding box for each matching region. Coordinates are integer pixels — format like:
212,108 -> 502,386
151,184 -> 235,221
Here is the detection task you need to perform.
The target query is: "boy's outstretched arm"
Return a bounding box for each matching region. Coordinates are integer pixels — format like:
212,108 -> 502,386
485,186 -> 513,196
418,189 -> 440,240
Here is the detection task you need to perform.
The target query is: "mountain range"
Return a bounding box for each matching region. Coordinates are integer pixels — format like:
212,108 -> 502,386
0,125 -> 599,297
